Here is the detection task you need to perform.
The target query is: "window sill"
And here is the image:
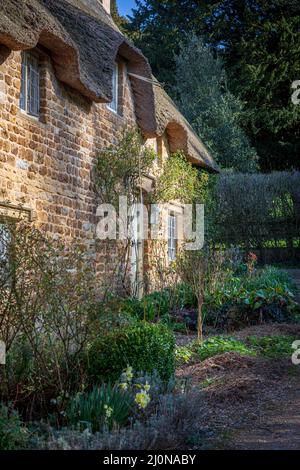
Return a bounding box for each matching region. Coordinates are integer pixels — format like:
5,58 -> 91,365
19,108 -> 39,120
17,109 -> 47,128
106,105 -> 123,119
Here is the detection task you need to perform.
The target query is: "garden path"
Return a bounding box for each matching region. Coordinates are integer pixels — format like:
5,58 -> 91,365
177,324 -> 300,450
231,388 -> 300,449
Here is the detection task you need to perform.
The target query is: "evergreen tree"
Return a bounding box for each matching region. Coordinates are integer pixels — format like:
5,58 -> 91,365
127,0 -> 205,87
205,0 -> 300,171
173,35 -> 258,172
126,0 -> 300,171
111,0 -> 128,32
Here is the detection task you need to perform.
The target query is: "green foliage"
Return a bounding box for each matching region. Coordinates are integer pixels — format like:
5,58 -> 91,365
153,151 -> 209,203
176,247 -> 230,340
67,385 -> 134,433
86,322 -> 175,384
0,404 -> 28,450
192,336 -> 256,361
95,129 -> 156,205
93,295 -> 137,330
208,171 -> 300,248
0,222 -> 98,417
175,346 -> 194,366
247,335 -> 296,358
220,3 -> 300,171
243,266 -> 297,293
127,0 -> 300,171
205,266 -> 298,329
125,0 -> 206,88
173,36 -> 258,172
121,283 -> 196,322
110,0 -> 129,32
31,392 -> 206,450
175,333 -> 297,365
121,293 -> 168,321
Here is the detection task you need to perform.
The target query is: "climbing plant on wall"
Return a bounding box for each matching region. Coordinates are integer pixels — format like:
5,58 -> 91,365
152,151 -> 210,204
95,129 -> 156,206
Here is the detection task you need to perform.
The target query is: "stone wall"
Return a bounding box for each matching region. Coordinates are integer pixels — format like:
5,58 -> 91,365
0,45 -> 138,287
0,44 -> 187,295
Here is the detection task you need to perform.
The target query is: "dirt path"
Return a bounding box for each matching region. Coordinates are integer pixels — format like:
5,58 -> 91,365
176,323 -> 300,450
232,393 -> 300,450
224,273 -> 300,450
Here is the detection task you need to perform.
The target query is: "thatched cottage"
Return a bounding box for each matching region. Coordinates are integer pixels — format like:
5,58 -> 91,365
0,0 -> 217,294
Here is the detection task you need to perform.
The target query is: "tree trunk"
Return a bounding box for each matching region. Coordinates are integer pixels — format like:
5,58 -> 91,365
197,296 -> 203,343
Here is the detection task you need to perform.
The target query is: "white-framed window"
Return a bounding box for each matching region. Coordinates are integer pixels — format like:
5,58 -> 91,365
107,63 -> 119,113
168,213 -> 177,262
20,51 -> 40,117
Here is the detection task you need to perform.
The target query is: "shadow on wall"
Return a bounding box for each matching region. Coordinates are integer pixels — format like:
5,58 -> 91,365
0,45 -> 11,65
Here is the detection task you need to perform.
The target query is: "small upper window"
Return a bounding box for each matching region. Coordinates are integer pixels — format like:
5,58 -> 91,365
107,63 -> 119,113
20,51 -> 40,117
168,213 -> 177,262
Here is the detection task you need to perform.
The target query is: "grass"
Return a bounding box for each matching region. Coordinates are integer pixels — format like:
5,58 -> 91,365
246,335 -> 297,358
175,345 -> 194,365
176,334 -> 298,365
192,336 -> 256,361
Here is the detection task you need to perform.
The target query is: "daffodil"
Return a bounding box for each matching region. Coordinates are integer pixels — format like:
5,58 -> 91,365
104,404 -> 113,419
119,382 -> 128,391
135,390 -> 151,409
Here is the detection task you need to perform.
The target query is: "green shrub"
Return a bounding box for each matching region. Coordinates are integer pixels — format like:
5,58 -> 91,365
86,322 -> 175,383
0,404 -> 28,450
247,335 -> 296,358
242,266 -> 297,293
173,283 -> 197,310
121,284 -> 197,322
193,336 -> 256,361
175,346 -> 194,365
204,266 -> 298,330
67,385 -> 134,432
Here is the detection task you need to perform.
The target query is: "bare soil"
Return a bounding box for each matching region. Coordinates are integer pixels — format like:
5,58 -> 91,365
176,323 -> 300,450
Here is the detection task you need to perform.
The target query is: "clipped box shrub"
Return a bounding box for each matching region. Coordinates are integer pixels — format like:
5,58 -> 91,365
86,322 -> 175,384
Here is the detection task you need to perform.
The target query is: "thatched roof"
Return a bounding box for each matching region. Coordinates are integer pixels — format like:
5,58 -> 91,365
0,0 -> 218,172
0,0 -> 157,132
153,83 -> 219,172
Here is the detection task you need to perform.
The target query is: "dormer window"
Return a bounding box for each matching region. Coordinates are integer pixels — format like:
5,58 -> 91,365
20,51 -> 40,118
107,63 -> 119,114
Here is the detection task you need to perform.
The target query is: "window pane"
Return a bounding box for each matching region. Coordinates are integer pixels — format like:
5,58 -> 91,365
28,55 -> 40,117
108,64 -> 118,112
20,52 -> 40,117
168,214 -> 177,262
20,55 -> 27,111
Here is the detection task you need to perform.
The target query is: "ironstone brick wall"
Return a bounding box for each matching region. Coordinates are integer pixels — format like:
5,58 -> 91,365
0,46 -> 138,288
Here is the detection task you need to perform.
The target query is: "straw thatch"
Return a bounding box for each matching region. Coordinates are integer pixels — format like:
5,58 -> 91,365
0,0 -> 218,171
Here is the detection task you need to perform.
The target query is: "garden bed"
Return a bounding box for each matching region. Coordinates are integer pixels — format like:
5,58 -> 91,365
175,322 -> 300,449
